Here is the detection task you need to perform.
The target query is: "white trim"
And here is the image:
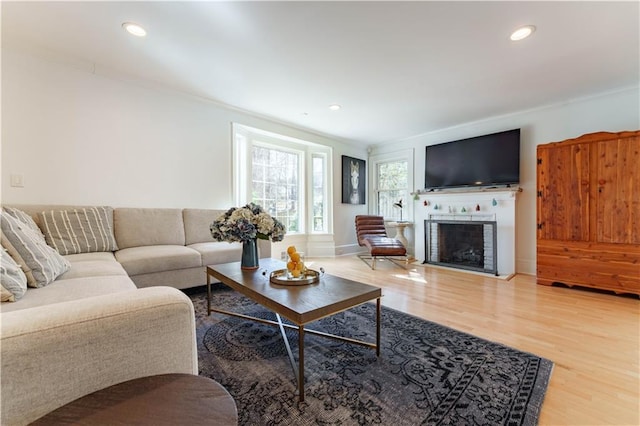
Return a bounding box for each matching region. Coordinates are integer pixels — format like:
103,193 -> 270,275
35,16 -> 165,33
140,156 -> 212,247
368,148 -> 415,221
232,122 -> 336,253
309,151 -> 332,235
415,189 -> 520,277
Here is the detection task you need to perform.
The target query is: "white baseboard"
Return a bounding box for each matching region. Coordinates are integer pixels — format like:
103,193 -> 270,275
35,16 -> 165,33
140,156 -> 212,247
334,244 -> 364,257
517,258 -> 536,276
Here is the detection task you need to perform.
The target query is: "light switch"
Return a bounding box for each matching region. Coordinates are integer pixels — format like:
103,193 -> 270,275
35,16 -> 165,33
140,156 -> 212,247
10,174 -> 24,188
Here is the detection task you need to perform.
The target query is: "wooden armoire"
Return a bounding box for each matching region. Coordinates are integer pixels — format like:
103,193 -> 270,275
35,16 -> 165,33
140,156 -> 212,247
536,130 -> 640,295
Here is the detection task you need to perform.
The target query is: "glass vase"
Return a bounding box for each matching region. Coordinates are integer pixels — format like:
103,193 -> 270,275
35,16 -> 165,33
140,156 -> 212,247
241,239 -> 259,270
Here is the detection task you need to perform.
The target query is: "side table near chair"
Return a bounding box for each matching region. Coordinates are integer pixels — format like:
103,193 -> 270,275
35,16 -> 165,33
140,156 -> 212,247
387,221 -> 413,256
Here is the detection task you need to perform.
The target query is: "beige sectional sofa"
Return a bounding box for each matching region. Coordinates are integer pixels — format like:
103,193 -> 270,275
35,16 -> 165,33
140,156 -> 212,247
1,205 -> 267,425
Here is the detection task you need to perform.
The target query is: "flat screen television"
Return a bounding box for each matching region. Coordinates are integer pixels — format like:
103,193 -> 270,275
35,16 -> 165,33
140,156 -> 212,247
424,128 -> 520,190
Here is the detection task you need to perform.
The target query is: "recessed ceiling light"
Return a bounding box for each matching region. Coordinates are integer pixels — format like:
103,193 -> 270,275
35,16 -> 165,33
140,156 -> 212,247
329,104 -> 341,111
122,22 -> 147,37
510,25 -> 535,41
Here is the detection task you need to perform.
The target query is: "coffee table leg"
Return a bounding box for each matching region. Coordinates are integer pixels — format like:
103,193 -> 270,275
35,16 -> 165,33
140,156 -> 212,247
274,314 -> 304,402
299,325 -> 305,402
376,297 -> 381,357
206,271 -> 211,316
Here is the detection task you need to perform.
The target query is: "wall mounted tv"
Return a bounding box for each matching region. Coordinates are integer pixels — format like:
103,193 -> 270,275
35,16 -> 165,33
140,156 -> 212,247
424,128 -> 521,190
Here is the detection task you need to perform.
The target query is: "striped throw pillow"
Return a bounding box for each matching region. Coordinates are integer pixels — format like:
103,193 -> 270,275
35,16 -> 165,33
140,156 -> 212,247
1,249 -> 28,301
2,207 -> 45,239
1,212 -> 70,288
1,284 -> 15,302
38,207 -> 119,255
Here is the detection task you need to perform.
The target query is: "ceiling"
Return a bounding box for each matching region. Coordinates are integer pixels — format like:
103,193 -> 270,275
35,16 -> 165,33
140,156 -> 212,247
2,1 -> 638,145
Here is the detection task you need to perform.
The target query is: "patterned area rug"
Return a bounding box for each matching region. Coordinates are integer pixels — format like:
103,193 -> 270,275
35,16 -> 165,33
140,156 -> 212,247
192,285 -> 552,426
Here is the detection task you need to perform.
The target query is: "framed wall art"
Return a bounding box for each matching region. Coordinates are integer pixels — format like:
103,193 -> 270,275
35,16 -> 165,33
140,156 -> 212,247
342,155 -> 366,204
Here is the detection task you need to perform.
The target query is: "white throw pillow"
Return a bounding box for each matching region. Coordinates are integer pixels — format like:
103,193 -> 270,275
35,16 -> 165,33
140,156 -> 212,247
1,212 -> 70,288
1,250 -> 28,301
3,207 -> 45,238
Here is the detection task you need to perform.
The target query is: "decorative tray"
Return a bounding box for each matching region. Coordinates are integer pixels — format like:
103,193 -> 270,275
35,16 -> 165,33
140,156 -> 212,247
269,269 -> 320,286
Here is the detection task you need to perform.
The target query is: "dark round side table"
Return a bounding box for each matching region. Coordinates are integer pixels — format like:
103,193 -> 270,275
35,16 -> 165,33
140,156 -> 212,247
30,374 -> 237,425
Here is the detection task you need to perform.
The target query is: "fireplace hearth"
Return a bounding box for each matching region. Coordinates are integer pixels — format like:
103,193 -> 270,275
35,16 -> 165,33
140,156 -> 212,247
425,219 -> 498,275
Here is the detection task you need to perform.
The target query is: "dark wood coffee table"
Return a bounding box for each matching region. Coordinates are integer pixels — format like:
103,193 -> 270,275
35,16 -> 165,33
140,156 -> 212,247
206,258 -> 382,402
31,374 -> 237,425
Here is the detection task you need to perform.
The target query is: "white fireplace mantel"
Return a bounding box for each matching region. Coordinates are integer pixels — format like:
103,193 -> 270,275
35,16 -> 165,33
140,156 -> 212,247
414,187 -> 521,278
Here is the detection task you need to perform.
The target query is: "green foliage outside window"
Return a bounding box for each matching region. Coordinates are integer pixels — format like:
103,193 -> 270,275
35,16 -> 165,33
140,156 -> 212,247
378,160 -> 408,220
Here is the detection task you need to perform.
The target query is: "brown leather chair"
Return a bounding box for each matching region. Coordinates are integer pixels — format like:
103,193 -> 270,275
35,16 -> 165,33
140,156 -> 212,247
355,215 -> 407,270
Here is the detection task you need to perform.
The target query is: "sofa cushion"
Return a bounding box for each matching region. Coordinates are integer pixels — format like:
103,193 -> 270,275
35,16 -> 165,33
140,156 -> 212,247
1,250 -> 28,301
38,207 -> 118,255
58,259 -> 128,280
63,252 -> 117,263
183,209 -> 225,245
115,245 -> 201,276
0,275 -> 136,313
188,242 -> 243,266
1,212 -> 70,288
114,208 -> 186,249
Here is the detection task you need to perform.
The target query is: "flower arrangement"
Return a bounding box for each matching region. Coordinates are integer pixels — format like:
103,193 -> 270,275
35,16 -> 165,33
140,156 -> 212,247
210,203 -> 286,243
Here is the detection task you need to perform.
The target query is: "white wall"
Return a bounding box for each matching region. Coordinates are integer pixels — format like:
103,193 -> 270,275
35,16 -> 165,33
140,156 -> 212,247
4,48 -> 637,267
0,49 -> 368,253
370,87 -> 640,275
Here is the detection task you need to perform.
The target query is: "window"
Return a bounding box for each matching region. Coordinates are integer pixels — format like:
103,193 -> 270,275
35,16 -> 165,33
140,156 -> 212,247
251,145 -> 301,232
311,154 -> 327,232
377,160 -> 408,220
370,149 -> 414,221
233,124 -> 332,235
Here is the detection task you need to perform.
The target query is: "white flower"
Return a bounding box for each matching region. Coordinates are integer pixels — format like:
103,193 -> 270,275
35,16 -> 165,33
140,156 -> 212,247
210,203 -> 286,243
256,212 -> 275,235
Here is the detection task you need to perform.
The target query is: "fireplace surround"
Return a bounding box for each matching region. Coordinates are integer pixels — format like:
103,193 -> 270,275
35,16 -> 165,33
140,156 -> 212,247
425,219 -> 498,275
414,188 -> 520,278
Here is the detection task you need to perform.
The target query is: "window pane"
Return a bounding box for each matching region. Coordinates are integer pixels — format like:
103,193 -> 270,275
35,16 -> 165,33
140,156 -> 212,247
234,124 -> 331,237
378,189 -> 405,220
378,161 -> 408,190
251,145 -> 300,233
377,160 -> 408,220
312,155 -> 325,232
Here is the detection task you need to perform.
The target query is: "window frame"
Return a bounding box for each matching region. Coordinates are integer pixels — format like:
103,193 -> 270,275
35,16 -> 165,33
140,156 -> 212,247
310,152 -> 329,234
369,149 -> 415,222
232,123 -> 332,236
251,141 -> 305,233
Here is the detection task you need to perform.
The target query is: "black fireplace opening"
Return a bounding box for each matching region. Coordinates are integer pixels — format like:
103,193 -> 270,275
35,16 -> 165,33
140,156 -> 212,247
439,223 -> 484,268
424,219 -> 498,275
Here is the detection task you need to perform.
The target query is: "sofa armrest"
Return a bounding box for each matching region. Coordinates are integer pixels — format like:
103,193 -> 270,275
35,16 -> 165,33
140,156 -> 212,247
1,287 -> 198,425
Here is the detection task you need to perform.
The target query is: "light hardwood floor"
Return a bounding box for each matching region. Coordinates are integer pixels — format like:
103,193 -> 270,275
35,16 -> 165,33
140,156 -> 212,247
304,256 -> 640,426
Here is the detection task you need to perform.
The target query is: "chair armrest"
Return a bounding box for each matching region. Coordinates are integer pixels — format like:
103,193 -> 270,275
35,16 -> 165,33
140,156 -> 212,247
1,287 -> 197,425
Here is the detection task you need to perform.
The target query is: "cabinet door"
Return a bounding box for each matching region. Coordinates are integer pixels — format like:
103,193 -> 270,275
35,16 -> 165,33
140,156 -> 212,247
537,143 -> 590,241
596,135 -> 640,244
